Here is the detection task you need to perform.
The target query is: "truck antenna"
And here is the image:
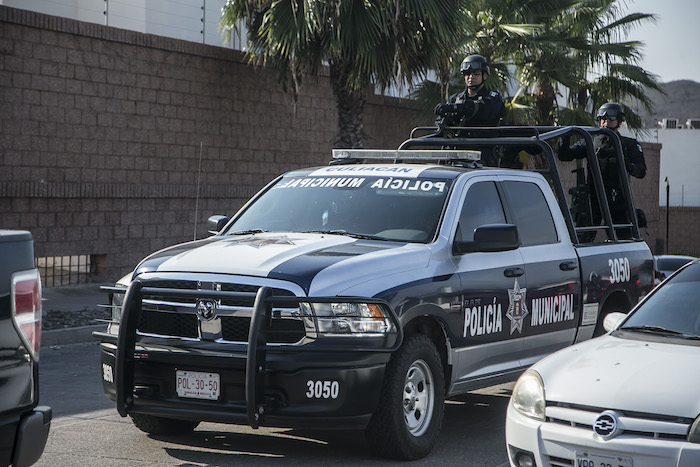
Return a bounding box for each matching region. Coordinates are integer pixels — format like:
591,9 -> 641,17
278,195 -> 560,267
194,141 -> 203,240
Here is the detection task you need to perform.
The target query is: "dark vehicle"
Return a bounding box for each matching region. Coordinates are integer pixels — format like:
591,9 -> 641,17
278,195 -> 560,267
654,254 -> 697,285
0,230 -> 51,467
96,126 -> 653,460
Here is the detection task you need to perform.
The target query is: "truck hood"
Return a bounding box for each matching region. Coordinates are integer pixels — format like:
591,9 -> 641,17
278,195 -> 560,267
135,232 -> 431,295
535,334 -> 700,418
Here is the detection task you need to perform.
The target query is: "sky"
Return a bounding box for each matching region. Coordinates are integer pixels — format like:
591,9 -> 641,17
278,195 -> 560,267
625,0 -> 700,83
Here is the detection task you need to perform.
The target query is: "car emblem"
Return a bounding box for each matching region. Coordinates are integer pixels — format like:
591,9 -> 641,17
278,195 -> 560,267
196,299 -> 218,321
593,410 -> 622,439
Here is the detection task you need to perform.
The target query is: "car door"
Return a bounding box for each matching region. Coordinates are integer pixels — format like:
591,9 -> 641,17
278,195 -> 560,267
451,177 -> 527,388
499,176 -> 581,366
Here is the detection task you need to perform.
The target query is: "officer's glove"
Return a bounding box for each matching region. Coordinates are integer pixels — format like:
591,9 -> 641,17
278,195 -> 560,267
434,103 -> 456,117
626,161 -> 636,175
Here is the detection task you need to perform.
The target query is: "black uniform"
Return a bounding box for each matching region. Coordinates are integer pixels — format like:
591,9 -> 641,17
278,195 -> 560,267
434,86 -> 505,128
559,133 -> 646,239
434,86 -> 507,166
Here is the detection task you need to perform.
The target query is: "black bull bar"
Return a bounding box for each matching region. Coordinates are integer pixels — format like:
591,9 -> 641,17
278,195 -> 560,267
112,280 -> 402,428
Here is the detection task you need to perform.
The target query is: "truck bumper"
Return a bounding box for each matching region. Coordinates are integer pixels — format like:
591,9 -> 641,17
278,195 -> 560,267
100,342 -> 386,430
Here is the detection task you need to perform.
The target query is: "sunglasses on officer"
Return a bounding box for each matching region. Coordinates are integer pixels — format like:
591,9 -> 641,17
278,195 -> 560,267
462,70 -> 483,77
597,111 -> 618,121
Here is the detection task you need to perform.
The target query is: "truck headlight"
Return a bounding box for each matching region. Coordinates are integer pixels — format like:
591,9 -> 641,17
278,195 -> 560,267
300,302 -> 393,335
511,369 -> 546,421
111,289 -> 125,322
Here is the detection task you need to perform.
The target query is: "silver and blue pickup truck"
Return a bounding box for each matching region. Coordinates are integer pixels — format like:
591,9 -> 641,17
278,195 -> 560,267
95,126 -> 654,460
0,230 -> 51,467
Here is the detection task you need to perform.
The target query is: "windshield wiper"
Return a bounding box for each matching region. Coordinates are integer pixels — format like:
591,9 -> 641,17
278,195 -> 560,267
302,230 -> 386,241
228,228 -> 268,235
619,325 -> 700,340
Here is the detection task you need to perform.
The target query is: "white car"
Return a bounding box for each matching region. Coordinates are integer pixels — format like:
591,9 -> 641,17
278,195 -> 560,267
506,259 -> 700,467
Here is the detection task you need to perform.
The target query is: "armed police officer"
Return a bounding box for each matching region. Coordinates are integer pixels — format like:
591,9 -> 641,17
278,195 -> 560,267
434,54 -> 505,128
559,102 -> 647,240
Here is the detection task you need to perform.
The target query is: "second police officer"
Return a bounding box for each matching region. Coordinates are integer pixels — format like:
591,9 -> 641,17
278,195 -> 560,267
559,102 -> 647,240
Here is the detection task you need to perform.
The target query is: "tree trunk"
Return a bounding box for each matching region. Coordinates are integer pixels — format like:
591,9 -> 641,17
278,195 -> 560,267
535,79 -> 556,126
329,61 -> 366,149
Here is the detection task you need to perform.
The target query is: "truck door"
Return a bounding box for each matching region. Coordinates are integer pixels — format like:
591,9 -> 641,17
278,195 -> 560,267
452,179 -> 527,385
499,177 -> 581,367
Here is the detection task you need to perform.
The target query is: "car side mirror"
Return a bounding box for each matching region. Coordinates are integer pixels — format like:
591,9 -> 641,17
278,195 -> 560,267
207,215 -> 229,235
453,224 -> 520,255
603,312 -> 627,333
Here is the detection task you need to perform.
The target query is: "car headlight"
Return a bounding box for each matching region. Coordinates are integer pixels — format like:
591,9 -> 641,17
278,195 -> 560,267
511,369 -> 546,421
689,416 -> 700,443
300,302 -> 393,335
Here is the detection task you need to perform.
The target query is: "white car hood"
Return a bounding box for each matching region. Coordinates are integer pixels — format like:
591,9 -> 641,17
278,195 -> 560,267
534,334 -> 700,418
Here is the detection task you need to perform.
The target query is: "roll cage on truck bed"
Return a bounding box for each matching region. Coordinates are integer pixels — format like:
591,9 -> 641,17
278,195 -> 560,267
96,124 -> 649,461
392,124 -> 644,244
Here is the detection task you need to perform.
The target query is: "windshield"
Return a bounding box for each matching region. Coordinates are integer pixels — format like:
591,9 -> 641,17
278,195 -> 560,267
621,262 -> 700,337
225,171 -> 453,243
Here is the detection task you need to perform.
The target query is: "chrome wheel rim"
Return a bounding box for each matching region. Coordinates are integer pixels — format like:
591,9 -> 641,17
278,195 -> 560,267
402,358 -> 434,436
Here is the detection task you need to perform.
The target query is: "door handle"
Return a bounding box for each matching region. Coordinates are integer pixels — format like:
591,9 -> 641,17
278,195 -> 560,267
559,260 -> 578,271
504,267 -> 524,278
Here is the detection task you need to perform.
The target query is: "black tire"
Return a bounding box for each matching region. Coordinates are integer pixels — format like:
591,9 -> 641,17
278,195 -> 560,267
130,413 -> 200,435
365,334 -> 445,460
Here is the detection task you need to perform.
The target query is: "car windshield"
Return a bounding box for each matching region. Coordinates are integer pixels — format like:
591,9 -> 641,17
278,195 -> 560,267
621,261 -> 700,338
224,172 -> 453,243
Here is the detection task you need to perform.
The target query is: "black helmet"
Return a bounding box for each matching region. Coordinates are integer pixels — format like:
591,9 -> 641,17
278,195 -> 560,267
460,54 -> 490,76
596,102 -> 625,122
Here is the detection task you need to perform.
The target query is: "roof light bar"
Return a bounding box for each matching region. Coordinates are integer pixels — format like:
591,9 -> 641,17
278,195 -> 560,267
332,149 -> 481,162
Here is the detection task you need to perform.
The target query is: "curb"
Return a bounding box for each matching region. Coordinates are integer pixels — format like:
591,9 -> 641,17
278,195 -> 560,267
42,325 -> 104,348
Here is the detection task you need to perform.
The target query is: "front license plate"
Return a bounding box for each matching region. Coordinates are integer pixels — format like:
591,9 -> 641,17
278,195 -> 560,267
176,370 -> 220,400
575,450 -> 632,467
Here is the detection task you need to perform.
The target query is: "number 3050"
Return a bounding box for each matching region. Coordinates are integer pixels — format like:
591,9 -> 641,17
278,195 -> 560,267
306,380 -> 340,399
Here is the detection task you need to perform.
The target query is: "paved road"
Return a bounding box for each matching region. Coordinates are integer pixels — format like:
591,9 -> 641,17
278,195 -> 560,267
36,342 -> 512,466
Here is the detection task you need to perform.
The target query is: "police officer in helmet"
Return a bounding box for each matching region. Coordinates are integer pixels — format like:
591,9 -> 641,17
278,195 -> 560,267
559,102 -> 647,240
434,54 -> 505,128
594,102 -> 646,178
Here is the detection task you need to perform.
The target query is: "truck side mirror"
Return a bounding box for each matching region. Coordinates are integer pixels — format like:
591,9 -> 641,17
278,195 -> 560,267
207,215 -> 229,235
453,224 -> 520,255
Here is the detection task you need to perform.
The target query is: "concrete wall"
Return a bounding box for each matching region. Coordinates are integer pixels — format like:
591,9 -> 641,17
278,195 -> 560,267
1,6 -> 696,282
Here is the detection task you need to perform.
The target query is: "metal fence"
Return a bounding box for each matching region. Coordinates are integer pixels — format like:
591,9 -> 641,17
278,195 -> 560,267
37,255 -> 94,287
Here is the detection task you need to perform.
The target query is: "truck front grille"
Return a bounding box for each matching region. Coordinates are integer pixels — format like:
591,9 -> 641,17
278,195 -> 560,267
134,280 -> 305,344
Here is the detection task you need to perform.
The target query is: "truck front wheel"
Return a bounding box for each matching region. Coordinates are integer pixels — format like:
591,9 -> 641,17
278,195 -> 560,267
365,334 -> 445,460
130,413 -> 200,435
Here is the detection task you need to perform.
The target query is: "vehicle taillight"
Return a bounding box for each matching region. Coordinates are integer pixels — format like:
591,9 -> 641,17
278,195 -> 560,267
11,269 -> 42,361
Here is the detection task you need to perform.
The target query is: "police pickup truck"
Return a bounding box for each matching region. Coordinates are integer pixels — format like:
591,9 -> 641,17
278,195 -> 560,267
1,230 -> 51,467
95,126 -> 653,460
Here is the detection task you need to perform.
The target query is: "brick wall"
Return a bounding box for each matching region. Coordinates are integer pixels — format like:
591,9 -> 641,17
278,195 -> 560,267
0,6 -> 421,280
2,6 -> 696,282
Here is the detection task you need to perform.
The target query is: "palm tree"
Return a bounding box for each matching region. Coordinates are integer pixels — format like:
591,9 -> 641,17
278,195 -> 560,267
412,0 -> 661,128
220,1 -> 469,148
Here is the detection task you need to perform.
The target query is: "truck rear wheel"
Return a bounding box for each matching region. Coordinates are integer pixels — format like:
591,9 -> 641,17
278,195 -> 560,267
130,413 -> 200,435
365,334 -> 445,460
